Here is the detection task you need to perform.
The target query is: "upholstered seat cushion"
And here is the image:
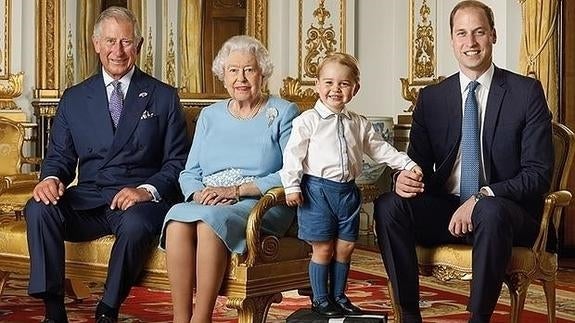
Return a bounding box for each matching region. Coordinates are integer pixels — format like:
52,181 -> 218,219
416,244 -> 542,281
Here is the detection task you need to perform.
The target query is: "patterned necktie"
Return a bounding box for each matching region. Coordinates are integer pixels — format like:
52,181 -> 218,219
109,80 -> 123,127
460,81 -> 480,202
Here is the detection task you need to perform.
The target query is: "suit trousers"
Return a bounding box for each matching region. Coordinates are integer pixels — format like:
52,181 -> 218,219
373,192 -> 539,318
25,197 -> 169,308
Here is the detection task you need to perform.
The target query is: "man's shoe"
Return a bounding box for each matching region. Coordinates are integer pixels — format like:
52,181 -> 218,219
311,299 -> 344,317
96,314 -> 117,323
40,320 -> 56,323
336,298 -> 363,315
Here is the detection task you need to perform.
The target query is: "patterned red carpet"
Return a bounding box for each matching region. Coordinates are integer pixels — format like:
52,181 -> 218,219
1,249 -> 574,322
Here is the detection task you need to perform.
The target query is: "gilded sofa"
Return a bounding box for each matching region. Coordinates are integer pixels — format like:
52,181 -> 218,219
0,98 -> 312,323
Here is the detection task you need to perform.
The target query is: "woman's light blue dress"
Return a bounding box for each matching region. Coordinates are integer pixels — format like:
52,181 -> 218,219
159,96 -> 299,253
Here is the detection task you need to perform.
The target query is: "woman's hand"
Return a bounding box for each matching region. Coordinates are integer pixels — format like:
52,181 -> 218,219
194,186 -> 238,205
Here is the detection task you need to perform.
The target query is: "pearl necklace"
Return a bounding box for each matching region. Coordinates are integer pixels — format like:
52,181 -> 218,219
229,95 -> 267,120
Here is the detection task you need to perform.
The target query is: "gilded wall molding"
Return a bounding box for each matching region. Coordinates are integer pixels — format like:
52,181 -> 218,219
64,25 -> 74,89
143,27 -> 154,76
401,0 -> 442,112
283,0 -> 347,100
298,0 -> 346,84
0,0 -> 11,79
35,0 -> 60,99
166,24 -> 176,87
247,0 -> 268,47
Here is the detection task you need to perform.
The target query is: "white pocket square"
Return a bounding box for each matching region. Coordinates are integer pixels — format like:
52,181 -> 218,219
141,110 -> 156,119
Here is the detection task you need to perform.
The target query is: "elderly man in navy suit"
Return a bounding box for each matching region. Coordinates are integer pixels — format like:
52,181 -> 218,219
25,6 -> 188,323
373,1 -> 553,323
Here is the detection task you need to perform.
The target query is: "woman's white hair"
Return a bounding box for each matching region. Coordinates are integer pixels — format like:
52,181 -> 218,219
212,35 -> 274,82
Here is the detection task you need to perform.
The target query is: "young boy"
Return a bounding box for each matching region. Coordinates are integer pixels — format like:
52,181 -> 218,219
280,52 -> 423,317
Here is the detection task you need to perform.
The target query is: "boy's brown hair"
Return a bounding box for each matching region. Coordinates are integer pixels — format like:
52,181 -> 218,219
317,52 -> 360,84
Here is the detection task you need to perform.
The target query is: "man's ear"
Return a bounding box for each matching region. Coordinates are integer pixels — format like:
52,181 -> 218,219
136,38 -> 144,54
492,28 -> 497,44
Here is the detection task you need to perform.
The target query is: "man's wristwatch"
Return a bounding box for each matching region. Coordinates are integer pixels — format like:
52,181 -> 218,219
473,191 -> 487,202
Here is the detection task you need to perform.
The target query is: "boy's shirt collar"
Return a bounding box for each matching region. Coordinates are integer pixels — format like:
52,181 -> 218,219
313,99 -> 352,119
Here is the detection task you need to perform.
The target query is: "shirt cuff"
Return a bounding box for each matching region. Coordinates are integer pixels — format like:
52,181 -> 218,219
404,161 -> 417,171
284,186 -> 302,195
480,186 -> 494,197
138,184 -> 161,202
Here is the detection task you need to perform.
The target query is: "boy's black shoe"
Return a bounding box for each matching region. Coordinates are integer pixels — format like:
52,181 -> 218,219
337,298 -> 363,315
312,299 -> 344,317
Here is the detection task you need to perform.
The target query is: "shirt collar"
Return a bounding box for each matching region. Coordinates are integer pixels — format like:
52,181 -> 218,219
459,63 -> 494,94
313,99 -> 352,119
103,66 -> 135,89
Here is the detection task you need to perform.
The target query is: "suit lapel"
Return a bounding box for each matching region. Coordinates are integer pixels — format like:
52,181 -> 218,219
445,75 -> 463,168
483,67 -> 506,183
102,68 -> 153,167
86,75 -> 114,145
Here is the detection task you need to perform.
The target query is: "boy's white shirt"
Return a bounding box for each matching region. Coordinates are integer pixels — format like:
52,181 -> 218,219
280,100 -> 416,194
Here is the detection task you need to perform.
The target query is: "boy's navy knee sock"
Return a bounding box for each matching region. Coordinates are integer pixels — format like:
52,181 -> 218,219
330,260 -> 350,302
309,261 -> 329,303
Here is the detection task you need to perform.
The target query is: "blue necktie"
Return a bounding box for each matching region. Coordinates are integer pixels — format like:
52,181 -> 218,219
460,81 -> 480,202
109,81 -> 123,127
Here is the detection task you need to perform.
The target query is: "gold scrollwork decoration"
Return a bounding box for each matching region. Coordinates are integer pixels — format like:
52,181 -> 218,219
65,25 -> 75,88
0,72 -> 24,109
166,24 -> 176,86
413,0 -> 434,79
303,0 -> 336,79
143,27 -> 154,75
280,77 -> 318,111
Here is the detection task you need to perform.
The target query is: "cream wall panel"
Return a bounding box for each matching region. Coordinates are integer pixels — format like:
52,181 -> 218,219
12,0 -> 35,117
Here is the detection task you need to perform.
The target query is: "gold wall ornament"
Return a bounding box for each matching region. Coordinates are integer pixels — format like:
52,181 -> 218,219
0,0 -> 11,79
247,0 -> 268,47
401,0 -> 442,113
279,77 -> 318,111
303,0 -> 337,79
143,27 -> 154,76
413,0 -> 434,79
35,0 -> 60,99
0,73 -> 24,109
166,24 -> 176,87
65,25 -> 75,89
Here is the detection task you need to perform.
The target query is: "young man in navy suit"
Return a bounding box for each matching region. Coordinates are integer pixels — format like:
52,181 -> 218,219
25,6 -> 188,323
373,1 -> 553,322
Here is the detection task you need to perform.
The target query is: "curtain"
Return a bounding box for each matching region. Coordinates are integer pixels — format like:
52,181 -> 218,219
127,0 -> 145,69
519,0 -> 559,119
179,0 -> 203,94
77,0 -> 103,80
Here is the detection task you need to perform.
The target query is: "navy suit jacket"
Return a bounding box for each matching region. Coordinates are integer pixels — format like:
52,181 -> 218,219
41,67 -> 188,210
409,66 -> 553,218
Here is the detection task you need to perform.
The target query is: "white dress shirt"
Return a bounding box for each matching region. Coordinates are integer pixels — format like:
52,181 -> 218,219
281,100 -> 416,194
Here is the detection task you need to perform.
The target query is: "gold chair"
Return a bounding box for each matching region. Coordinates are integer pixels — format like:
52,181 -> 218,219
388,121 -> 575,323
0,116 -> 41,217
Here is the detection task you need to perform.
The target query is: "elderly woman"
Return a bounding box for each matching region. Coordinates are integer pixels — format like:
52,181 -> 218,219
160,35 -> 299,323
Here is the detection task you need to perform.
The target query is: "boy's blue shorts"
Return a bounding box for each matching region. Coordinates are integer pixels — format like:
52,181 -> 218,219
297,174 -> 362,242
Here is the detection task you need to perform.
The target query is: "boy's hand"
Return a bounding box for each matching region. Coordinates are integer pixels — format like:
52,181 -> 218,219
286,192 -> 304,207
411,165 -> 423,177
